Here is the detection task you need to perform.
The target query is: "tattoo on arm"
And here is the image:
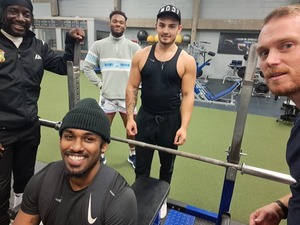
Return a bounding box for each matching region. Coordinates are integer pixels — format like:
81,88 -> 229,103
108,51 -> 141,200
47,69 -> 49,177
126,88 -> 138,116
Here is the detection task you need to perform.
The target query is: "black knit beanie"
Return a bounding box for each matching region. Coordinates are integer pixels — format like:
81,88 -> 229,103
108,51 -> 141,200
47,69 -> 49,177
1,0 -> 33,12
59,98 -> 111,143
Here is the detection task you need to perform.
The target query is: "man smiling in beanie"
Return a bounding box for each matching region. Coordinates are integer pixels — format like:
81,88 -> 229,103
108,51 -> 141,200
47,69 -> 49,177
0,1 -> 85,224
13,98 -> 137,225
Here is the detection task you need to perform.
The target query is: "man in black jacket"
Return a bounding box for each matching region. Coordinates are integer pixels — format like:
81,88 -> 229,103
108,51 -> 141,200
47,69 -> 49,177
0,1 -> 85,224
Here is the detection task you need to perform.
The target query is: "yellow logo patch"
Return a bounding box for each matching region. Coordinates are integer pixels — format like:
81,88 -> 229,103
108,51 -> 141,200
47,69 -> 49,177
0,49 -> 5,62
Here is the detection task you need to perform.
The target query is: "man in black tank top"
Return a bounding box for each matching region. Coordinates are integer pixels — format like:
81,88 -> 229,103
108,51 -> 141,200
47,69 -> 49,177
126,5 -> 196,188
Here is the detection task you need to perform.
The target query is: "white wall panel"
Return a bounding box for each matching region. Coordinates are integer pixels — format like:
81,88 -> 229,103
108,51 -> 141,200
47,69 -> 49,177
32,3 -> 52,17
58,0 -> 114,18
122,0 -> 193,20
34,0 -> 298,20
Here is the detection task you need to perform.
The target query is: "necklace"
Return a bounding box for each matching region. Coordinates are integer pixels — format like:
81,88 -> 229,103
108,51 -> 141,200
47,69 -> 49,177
161,61 -> 166,70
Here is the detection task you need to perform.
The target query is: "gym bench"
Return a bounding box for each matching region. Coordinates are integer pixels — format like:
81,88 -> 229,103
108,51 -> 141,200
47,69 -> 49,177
131,177 -> 170,225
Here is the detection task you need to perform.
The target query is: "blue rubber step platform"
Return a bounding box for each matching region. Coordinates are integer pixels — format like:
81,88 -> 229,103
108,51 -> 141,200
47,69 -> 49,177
163,209 -> 195,225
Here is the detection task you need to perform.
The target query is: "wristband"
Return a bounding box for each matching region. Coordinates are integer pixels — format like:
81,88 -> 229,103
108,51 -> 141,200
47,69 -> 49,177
274,200 -> 288,219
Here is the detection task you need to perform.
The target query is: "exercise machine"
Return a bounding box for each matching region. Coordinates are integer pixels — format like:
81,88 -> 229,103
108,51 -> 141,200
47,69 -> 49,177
188,41 -> 215,81
251,70 -> 270,98
194,78 -> 241,107
189,42 -> 242,107
17,116 -> 293,225
222,60 -> 243,84
238,55 -> 270,98
277,99 -> 300,123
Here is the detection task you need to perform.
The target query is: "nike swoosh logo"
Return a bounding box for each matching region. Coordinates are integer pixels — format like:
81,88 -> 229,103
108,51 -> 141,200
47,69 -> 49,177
35,54 -> 42,59
88,193 -> 97,224
149,58 -> 155,62
55,198 -> 62,203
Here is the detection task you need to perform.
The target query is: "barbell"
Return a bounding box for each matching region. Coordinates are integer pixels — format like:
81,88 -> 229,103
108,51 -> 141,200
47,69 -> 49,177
39,118 -> 295,185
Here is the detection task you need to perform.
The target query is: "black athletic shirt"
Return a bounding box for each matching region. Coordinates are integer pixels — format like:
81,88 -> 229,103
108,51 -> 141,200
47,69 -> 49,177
140,43 -> 182,114
21,162 -> 137,225
286,114 -> 300,224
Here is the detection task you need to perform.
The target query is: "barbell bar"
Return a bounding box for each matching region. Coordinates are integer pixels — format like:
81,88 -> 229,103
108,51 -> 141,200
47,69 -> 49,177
39,118 -> 296,185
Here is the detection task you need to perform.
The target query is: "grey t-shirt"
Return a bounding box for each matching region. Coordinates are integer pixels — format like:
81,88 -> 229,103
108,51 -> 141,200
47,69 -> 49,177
21,162 -> 137,225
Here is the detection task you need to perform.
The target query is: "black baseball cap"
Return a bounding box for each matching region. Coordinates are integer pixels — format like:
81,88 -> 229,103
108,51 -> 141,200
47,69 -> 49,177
157,5 -> 181,24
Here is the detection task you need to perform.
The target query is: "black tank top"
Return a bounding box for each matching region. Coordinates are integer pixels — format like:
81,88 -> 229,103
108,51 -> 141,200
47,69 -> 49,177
140,43 -> 182,114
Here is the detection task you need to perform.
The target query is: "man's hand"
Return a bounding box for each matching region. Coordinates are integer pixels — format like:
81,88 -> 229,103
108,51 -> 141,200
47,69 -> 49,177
69,28 -> 85,42
126,119 -> 137,136
174,128 -> 186,146
249,202 -> 283,225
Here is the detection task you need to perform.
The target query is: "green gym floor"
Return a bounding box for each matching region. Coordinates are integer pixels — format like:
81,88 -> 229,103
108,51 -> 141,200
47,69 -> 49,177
33,72 -> 291,224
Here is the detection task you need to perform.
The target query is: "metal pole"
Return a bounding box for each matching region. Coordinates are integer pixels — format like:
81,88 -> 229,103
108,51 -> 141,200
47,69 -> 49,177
38,119 -> 295,185
67,41 -> 81,110
39,118 -> 61,130
228,43 -> 257,164
217,43 -> 258,225
190,0 -> 201,44
241,164 -> 294,185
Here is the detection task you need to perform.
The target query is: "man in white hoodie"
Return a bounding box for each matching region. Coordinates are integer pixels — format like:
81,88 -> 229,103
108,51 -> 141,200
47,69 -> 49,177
83,10 -> 140,168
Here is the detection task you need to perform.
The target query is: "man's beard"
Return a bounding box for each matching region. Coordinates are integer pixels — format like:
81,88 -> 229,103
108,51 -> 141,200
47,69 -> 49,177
67,158 -> 98,178
111,30 -> 123,38
2,23 -> 28,37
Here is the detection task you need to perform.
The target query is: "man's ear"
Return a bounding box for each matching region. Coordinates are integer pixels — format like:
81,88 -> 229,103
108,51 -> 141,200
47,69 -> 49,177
100,142 -> 109,154
177,24 -> 183,34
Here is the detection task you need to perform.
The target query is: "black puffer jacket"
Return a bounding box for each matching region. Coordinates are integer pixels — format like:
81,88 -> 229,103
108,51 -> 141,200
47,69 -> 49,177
0,30 -> 75,129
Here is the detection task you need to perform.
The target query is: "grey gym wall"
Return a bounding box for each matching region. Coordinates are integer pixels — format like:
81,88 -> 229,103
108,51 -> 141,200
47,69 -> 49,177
33,0 -> 114,18
33,0 -> 298,79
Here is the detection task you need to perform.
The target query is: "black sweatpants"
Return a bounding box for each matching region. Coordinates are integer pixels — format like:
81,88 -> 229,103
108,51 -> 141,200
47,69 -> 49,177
0,120 -> 40,225
135,107 -> 181,184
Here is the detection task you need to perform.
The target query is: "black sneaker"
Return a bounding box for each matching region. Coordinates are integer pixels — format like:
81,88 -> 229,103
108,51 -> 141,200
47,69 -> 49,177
127,155 -> 136,169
